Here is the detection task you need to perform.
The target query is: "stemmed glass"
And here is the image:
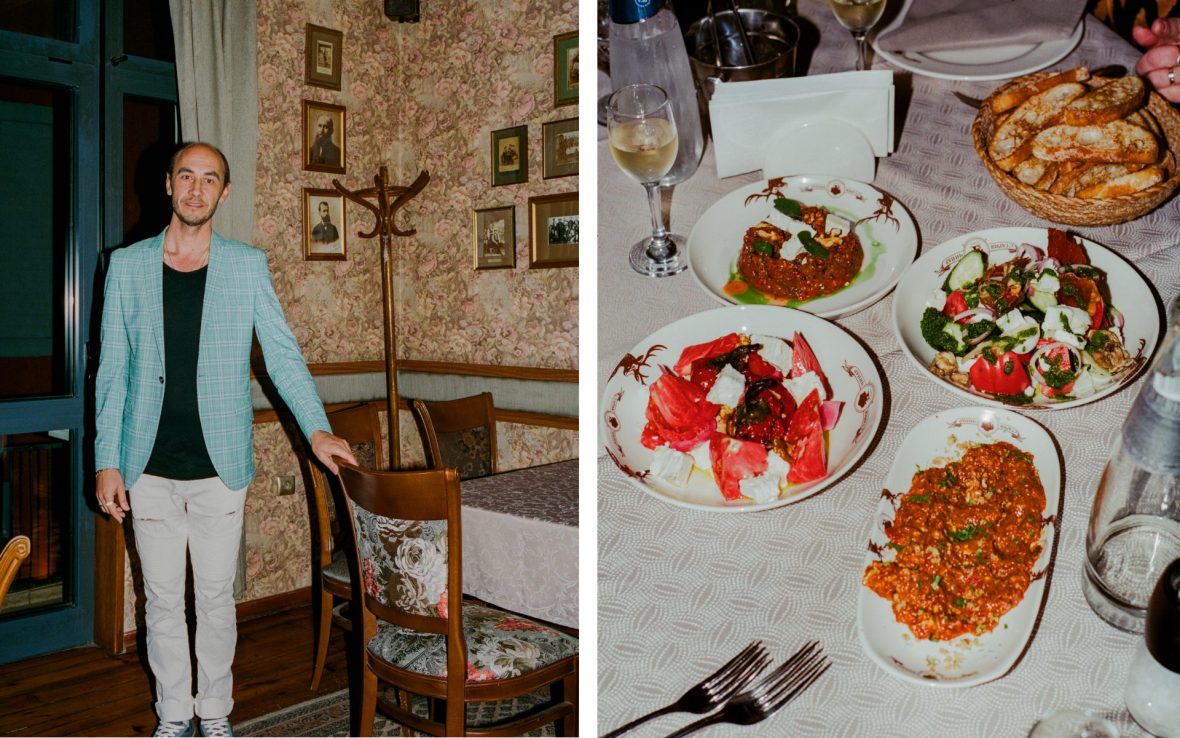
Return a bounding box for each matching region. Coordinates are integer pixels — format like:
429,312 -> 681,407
607,83 -> 686,278
828,0 -> 887,71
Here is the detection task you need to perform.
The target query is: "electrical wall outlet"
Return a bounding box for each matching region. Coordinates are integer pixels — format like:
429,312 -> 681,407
274,475 -> 296,496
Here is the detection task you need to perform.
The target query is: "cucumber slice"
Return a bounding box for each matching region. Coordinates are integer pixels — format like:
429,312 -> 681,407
1028,287 -> 1058,314
945,250 -> 987,292
943,321 -> 966,354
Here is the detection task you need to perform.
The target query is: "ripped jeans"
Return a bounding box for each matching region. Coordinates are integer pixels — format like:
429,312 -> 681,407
130,474 -> 246,722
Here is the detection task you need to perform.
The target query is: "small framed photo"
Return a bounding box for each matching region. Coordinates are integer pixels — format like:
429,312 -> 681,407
472,205 -> 516,270
490,125 -> 528,187
553,31 -> 578,107
528,192 -> 578,269
303,188 -> 347,261
303,100 -> 346,174
305,24 -> 343,90
542,117 -> 578,179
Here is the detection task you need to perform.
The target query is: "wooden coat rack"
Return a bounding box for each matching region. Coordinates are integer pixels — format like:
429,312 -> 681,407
333,167 -> 430,468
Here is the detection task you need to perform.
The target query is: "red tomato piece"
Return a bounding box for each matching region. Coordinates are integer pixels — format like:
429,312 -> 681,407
730,381 -> 797,447
641,369 -> 720,451
1047,228 -> 1089,266
789,332 -> 831,398
743,350 -> 782,383
786,389 -> 826,484
943,291 -> 970,320
1057,273 -> 1104,331
968,349 -> 1032,397
674,333 -> 743,377
709,433 -> 769,501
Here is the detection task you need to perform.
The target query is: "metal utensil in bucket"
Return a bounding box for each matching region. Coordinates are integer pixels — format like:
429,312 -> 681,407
684,8 -> 800,133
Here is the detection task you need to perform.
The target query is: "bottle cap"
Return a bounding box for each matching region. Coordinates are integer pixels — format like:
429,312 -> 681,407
1145,558 -> 1180,674
609,0 -> 666,24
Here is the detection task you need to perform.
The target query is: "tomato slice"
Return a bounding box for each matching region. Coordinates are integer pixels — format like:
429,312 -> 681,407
641,369 -> 720,451
743,350 -> 782,383
729,379 -> 796,447
675,333 -> 743,377
786,389 -> 826,484
1057,273 -> 1104,331
943,290 -> 970,320
968,348 -> 1032,397
789,332 -> 831,398
709,434 -> 769,501
1047,228 -> 1089,266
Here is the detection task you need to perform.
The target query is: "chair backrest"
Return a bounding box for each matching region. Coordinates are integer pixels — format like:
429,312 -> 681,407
303,402 -> 385,568
0,535 -> 31,607
411,392 -> 497,479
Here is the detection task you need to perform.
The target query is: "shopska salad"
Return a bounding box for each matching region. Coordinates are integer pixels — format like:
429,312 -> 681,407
640,331 -> 841,503
921,228 -> 1133,404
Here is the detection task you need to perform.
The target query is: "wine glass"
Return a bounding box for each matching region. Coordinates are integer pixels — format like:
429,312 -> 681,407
828,0 -> 887,71
607,83 -> 687,278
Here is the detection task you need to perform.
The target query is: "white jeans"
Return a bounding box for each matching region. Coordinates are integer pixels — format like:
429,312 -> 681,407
130,474 -> 246,722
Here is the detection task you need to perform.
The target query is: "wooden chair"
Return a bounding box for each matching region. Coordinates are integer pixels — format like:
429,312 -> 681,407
411,393 -> 497,480
337,463 -> 578,736
303,402 -> 385,690
0,535 -> 31,607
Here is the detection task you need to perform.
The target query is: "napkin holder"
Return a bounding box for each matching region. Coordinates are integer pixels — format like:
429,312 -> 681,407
762,118 -> 876,182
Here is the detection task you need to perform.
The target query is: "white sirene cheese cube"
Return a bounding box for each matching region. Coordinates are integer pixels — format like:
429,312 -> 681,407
996,309 -> 1041,354
706,364 -> 746,407
649,445 -> 694,487
926,289 -> 948,311
751,335 -> 793,376
1031,270 -> 1060,293
1045,328 -> 1086,350
688,441 -> 712,472
766,449 -> 791,481
783,370 -> 825,405
1043,305 -> 1091,336
739,474 -> 781,503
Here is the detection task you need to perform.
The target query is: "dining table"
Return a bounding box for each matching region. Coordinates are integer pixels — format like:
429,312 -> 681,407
597,3 -> 1180,736
461,458 -> 578,629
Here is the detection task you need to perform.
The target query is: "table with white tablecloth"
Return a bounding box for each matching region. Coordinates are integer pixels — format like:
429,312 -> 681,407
597,3 -> 1180,736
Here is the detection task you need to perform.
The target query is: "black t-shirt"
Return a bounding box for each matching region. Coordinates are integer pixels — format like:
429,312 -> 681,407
144,264 -> 218,480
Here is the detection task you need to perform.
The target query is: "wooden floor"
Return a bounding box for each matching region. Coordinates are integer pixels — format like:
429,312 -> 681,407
0,603 -> 349,737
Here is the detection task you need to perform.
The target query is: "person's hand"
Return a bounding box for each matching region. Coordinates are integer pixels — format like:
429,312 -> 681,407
1133,18 -> 1180,103
311,429 -> 358,475
96,468 -> 130,523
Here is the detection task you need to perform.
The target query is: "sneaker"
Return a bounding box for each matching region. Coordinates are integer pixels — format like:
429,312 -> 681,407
198,717 -> 234,737
153,720 -> 195,737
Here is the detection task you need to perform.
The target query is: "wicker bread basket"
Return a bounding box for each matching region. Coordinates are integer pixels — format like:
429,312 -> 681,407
972,70 -> 1180,225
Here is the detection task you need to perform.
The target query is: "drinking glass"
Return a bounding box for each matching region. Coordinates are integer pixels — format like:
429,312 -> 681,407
827,0 -> 886,71
607,84 -> 687,278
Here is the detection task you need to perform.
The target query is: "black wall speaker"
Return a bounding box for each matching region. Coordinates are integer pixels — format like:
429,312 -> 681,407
384,0 -> 420,22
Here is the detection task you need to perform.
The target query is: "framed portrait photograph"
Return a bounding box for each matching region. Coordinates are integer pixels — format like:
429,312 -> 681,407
528,192 -> 578,269
542,117 -> 578,179
553,31 -> 578,107
490,125 -> 528,187
472,205 -> 516,270
305,24 -> 343,90
303,100 -> 346,174
303,188 -> 347,261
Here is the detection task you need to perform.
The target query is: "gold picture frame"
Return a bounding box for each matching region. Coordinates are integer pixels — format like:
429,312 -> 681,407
305,24 -> 343,90
472,205 -> 516,270
542,117 -> 578,179
303,188 -> 347,261
528,192 -> 578,269
302,100 -> 346,174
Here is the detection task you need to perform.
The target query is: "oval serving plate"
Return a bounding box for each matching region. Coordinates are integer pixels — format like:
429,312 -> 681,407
599,305 -> 884,512
892,227 -> 1160,410
857,406 -> 1062,687
687,175 -> 918,320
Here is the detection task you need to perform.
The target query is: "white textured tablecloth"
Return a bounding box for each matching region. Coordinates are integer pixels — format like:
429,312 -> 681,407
462,460 -> 578,628
597,2 -> 1180,736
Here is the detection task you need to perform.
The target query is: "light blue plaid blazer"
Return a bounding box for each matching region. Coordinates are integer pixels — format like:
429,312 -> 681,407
94,229 -> 330,490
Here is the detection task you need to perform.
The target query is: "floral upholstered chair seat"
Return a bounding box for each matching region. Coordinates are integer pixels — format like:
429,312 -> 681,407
367,605 -> 578,682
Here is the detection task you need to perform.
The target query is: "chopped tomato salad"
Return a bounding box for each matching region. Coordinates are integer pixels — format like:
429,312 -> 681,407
641,331 -> 841,503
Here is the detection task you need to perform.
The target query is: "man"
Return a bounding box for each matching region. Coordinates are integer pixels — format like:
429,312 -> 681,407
94,142 -> 356,738
309,115 -> 340,166
311,200 -> 339,244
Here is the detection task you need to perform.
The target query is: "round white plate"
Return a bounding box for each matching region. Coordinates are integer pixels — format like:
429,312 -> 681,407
892,227 -> 1161,410
599,305 -> 884,511
871,0 -> 1083,81
687,175 -> 918,319
858,406 -> 1062,687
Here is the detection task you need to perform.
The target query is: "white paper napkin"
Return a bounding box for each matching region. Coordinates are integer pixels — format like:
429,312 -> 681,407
709,70 -> 894,179
876,0 -> 1085,55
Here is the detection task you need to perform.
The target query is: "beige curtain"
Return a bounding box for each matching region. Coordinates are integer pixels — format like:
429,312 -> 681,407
169,0 -> 258,245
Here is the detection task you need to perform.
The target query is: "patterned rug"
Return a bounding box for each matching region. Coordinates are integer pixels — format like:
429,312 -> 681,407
236,688 -> 557,736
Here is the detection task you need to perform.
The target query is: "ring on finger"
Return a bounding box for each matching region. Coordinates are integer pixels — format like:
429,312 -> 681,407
1170,67 -> 1177,86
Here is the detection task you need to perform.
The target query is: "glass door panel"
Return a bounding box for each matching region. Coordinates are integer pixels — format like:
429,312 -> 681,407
0,0 -> 76,42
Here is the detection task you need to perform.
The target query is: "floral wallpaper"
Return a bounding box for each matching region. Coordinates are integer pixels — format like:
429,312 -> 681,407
122,0 -> 579,630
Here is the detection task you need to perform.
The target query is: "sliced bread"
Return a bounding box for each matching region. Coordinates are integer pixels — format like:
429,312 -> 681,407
1031,119 -> 1159,164
1076,166 -> 1165,198
989,66 -> 1091,114
1061,76 -> 1146,126
988,82 -> 1088,170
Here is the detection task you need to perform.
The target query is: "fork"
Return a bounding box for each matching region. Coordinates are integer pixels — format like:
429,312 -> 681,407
952,64 -> 1128,109
600,641 -> 771,738
661,641 -> 831,738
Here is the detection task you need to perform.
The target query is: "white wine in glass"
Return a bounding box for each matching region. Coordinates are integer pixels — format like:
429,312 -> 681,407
607,84 -> 687,278
828,0 -> 886,71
